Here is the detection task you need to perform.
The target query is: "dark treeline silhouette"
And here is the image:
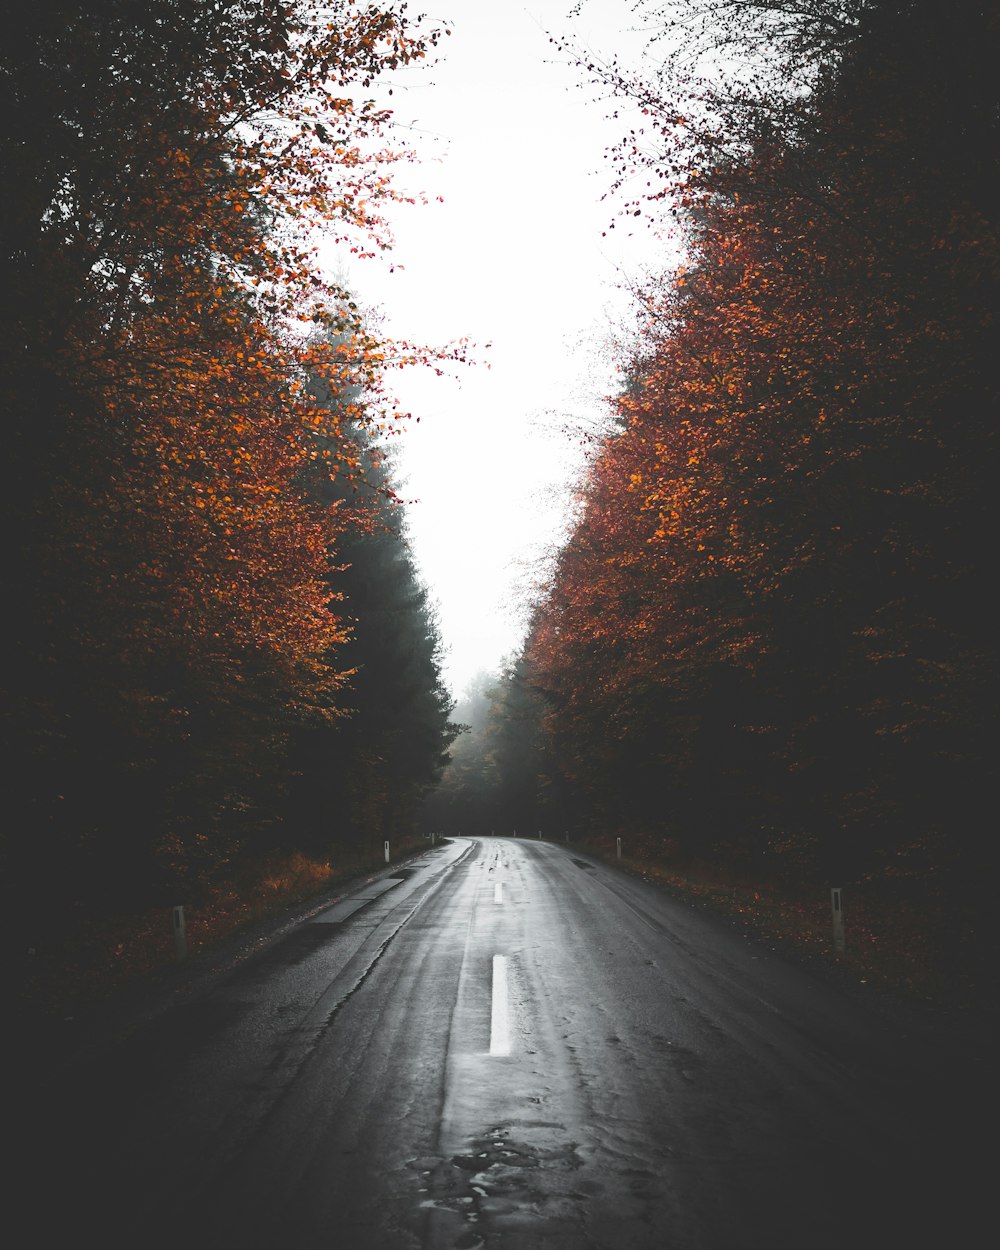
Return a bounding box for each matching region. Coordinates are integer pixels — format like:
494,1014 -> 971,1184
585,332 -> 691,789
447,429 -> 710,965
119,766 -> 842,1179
290,356 -> 457,855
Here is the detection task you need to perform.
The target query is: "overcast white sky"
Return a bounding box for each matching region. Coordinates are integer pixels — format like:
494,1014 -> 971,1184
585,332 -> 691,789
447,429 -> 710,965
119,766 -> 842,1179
325,3 -> 679,698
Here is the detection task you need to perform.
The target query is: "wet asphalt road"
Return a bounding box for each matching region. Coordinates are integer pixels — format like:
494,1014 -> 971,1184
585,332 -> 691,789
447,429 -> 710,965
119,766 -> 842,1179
19,837 -> 987,1249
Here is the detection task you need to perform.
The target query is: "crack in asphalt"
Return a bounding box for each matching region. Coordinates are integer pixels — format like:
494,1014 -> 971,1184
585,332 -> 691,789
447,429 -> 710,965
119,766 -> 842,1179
138,842 -> 479,1233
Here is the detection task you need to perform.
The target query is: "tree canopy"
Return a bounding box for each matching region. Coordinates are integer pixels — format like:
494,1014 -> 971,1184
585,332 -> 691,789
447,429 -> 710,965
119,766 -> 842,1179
487,0 -> 997,951
2,1 -> 458,936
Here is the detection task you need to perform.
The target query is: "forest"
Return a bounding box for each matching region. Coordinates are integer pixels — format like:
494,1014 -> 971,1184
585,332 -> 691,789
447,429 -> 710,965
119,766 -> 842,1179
2,1 -> 458,980
429,0 -> 996,990
4,1 -> 995,1000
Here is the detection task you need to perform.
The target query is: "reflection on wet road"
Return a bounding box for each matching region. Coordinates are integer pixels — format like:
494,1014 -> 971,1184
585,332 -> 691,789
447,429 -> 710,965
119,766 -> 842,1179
23,838 -> 985,1249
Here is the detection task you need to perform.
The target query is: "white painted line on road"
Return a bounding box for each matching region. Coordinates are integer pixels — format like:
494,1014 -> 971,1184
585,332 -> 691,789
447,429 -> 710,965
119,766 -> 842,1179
489,955 -> 510,1056
494,882 -> 503,904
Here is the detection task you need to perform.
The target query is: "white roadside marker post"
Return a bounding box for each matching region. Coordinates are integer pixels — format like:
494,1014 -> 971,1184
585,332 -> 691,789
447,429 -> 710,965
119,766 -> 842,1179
831,887 -> 845,952
172,905 -> 186,962
384,840 -> 390,864
616,837 -> 622,860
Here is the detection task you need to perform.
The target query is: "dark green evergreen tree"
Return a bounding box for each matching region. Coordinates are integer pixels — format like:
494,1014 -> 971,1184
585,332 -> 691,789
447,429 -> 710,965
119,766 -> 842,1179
287,339 -> 458,850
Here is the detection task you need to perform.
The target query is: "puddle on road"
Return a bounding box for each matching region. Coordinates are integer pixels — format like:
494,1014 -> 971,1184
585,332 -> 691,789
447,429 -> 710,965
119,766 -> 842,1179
421,1125 -> 587,1249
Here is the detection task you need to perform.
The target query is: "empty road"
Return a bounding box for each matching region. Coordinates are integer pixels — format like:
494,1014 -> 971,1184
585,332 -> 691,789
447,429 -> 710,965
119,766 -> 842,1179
20,837 -> 986,1248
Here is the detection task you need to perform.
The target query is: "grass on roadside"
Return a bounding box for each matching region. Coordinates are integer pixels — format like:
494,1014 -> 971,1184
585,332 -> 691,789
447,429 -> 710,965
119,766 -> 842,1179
21,838 -> 428,1017
579,833 -> 981,1010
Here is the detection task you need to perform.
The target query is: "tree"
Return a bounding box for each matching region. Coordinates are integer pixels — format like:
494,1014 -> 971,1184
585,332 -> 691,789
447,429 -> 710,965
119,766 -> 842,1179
420,671 -> 498,836
287,374 -> 458,849
522,0 -> 996,921
1,1 -> 449,928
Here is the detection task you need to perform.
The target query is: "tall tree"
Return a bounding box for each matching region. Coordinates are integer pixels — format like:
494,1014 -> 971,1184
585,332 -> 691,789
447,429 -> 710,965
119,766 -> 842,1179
288,377 -> 459,849
1,1 -> 447,928
523,0 -> 996,925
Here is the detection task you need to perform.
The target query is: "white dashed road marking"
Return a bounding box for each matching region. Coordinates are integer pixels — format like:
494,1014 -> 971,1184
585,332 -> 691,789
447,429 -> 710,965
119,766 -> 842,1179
489,955 -> 510,1056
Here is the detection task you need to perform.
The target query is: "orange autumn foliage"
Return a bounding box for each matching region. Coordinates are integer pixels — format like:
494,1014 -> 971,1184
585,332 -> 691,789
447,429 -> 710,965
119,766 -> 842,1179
524,1 -> 996,896
2,2 -> 457,913
26,1 -> 451,702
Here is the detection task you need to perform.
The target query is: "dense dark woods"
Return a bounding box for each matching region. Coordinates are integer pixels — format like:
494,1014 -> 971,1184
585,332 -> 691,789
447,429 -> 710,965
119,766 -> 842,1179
2,1 -> 457,975
4,1 -> 996,1007
437,1 -> 997,993
288,393 -> 458,854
